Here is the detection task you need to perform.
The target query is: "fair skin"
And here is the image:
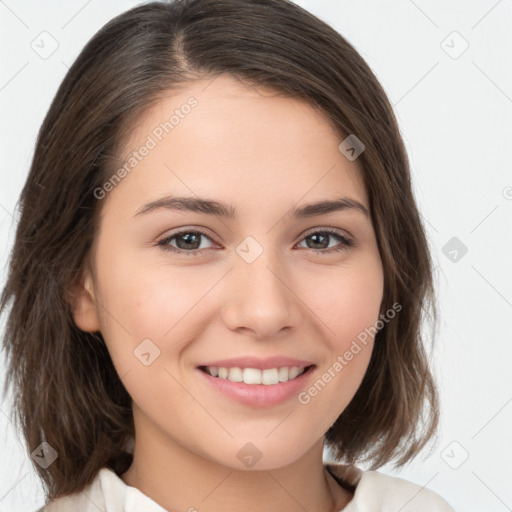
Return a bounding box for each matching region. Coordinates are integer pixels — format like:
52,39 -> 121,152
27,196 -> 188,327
72,74 -> 384,512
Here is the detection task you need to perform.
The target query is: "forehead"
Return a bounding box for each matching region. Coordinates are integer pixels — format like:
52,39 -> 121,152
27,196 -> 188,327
103,74 -> 368,218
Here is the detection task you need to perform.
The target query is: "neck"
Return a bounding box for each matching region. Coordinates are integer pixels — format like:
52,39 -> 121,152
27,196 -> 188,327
120,414 -> 351,512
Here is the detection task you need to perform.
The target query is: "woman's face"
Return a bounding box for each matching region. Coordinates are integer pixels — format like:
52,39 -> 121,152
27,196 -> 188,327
75,74 -> 384,470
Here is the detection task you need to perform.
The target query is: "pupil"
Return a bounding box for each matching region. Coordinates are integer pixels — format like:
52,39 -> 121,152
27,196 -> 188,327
309,233 -> 328,249
178,233 -> 200,250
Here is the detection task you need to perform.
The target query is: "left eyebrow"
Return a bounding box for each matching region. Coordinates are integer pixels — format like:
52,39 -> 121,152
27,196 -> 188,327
134,195 -> 369,219
292,197 -> 369,218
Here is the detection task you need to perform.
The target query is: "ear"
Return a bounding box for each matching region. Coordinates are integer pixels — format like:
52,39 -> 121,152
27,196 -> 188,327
68,269 -> 101,333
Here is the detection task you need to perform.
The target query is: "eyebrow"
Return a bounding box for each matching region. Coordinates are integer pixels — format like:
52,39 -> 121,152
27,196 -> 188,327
134,195 -> 369,219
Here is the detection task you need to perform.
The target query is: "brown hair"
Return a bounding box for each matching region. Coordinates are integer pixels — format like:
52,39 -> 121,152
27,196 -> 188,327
1,0 -> 439,501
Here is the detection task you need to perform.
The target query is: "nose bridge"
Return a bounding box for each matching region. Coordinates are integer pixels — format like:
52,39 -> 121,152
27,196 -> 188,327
222,234 -> 301,338
238,235 -> 284,293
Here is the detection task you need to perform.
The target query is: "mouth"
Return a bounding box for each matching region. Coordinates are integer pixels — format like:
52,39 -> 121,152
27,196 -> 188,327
198,365 -> 315,385
196,356 -> 316,407
197,364 -> 316,407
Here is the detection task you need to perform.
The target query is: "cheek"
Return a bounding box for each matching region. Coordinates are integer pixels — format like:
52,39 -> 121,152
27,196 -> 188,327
93,245 -> 218,368
310,256 -> 384,350
295,266 -> 383,433
92,252 -> 218,418
302,255 -> 383,403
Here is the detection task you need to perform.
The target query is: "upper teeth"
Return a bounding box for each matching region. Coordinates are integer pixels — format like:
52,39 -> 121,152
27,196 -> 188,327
206,366 -> 306,385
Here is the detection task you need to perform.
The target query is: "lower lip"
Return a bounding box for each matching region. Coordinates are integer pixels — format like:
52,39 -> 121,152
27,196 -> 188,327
197,366 -> 315,408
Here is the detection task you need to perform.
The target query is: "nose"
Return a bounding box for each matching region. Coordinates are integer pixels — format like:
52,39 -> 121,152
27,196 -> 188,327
220,245 -> 303,340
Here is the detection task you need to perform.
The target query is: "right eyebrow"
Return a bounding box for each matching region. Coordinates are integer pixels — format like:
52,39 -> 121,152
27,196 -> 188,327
134,195 -> 237,218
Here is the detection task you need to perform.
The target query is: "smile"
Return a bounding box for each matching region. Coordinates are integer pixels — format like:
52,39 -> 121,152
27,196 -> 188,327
200,365 -> 309,385
197,363 -> 316,408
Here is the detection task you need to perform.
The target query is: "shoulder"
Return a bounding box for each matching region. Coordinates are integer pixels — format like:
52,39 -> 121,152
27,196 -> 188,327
325,464 -> 455,511
34,466 -> 166,512
34,468 -> 107,512
353,470 -> 455,511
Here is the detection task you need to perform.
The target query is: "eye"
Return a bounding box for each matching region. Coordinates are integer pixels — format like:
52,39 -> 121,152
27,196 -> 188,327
157,228 -> 217,256
296,228 -> 354,254
157,227 -> 354,256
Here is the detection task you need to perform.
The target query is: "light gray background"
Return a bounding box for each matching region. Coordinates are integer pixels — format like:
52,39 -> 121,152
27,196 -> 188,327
1,1 -> 511,510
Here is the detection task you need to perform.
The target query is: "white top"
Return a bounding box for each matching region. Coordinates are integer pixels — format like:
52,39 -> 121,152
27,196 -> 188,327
37,463 -> 455,511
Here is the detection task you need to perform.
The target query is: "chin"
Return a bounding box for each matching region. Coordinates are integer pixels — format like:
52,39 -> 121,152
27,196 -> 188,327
200,436 -> 317,472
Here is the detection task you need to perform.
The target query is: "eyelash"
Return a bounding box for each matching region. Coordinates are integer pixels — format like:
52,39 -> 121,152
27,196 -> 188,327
156,227 -> 355,257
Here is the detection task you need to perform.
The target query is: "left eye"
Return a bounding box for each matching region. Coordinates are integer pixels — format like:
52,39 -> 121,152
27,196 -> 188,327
297,229 -> 354,253
157,228 -> 354,256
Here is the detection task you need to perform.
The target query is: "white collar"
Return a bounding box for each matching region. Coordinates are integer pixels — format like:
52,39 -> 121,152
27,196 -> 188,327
44,463 -> 452,511
99,467 -> 167,511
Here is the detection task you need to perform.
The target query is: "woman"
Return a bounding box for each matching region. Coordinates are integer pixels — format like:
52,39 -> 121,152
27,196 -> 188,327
1,0 -> 454,510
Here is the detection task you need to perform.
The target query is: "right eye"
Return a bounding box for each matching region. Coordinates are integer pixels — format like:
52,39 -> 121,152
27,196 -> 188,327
157,228 -> 219,256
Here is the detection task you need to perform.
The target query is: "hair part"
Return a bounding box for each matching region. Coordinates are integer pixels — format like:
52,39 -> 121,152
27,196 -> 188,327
1,0 -> 438,501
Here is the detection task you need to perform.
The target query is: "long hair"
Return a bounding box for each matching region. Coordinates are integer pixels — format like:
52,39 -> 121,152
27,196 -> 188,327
1,0 -> 438,500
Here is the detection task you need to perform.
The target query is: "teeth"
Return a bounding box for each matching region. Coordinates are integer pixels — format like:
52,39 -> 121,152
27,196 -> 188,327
205,366 -> 306,384
289,367 -> 300,379
243,368 -> 262,384
262,368 -> 279,385
228,367 -> 243,382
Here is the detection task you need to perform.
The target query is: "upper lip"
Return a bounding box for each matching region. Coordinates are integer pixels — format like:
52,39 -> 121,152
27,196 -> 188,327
198,356 -> 314,370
